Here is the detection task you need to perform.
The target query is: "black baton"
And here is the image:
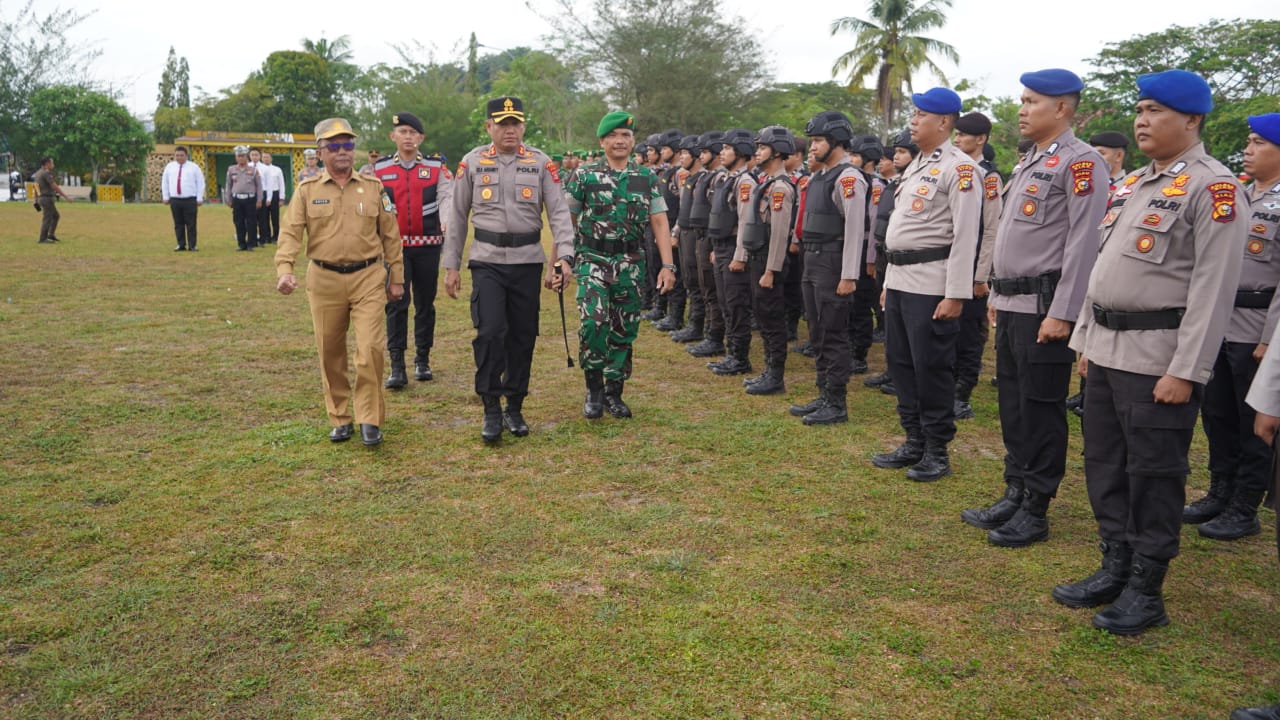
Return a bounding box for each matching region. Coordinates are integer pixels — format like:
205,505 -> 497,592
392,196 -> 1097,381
555,263 -> 574,368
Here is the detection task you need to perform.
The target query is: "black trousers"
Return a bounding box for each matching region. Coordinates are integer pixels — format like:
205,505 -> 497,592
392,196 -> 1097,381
749,254 -> 788,367
386,245 -> 442,359
258,192 -> 280,243
231,197 -> 257,249
884,288 -> 959,445
1084,363 -> 1201,561
849,262 -> 876,361
955,294 -> 991,399
783,245 -> 805,336
469,262 -> 542,400
679,230 -> 704,326
1202,341 -> 1272,508
713,240 -> 752,353
801,248 -> 853,388
695,231 -> 723,338
169,197 -> 198,249
995,311 -> 1073,496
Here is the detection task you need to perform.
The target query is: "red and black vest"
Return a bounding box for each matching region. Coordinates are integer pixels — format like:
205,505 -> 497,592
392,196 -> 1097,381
374,154 -> 449,243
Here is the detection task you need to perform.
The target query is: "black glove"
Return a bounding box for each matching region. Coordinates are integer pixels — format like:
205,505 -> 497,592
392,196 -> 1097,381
33,200 -> 41,212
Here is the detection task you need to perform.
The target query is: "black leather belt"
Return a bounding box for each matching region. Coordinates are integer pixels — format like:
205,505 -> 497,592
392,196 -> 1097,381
232,193 -> 255,199
802,242 -> 843,254
475,229 -> 540,247
885,246 -> 950,266
991,276 -> 1041,295
1091,304 -> 1184,331
711,237 -> 737,248
312,257 -> 379,274
1235,288 -> 1276,309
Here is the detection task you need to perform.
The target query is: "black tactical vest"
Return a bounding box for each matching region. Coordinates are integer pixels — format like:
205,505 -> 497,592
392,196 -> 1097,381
708,169 -> 748,240
661,165 -> 680,224
686,169 -> 717,229
741,175 -> 796,254
801,163 -> 853,243
678,169 -> 706,228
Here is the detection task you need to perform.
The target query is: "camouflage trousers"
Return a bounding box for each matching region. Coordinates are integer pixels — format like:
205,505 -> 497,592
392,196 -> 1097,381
575,250 -> 644,380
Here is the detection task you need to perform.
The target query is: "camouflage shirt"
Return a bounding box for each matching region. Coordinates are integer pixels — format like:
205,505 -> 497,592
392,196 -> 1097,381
565,159 -> 667,252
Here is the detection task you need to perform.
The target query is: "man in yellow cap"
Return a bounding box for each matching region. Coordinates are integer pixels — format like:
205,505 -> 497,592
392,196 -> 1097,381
275,118 -> 405,446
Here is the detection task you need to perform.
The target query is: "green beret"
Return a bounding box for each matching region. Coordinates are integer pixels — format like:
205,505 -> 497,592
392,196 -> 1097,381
597,111 -> 635,138
552,154 -> 563,162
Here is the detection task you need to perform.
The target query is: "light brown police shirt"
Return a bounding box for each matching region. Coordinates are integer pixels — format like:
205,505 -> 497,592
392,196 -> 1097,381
274,171 -> 404,283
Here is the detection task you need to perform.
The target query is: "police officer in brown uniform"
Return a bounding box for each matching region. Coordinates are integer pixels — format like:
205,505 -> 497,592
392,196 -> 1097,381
275,118 -> 404,447
786,110 -> 868,426
686,131 -> 729,358
1054,70 -> 1245,635
33,157 -> 70,243
443,96 -> 575,443
961,70 -> 1107,546
871,88 -> 981,480
1187,112 -> 1280,541
707,128 -> 759,376
224,146 -> 262,251
668,134 -> 706,340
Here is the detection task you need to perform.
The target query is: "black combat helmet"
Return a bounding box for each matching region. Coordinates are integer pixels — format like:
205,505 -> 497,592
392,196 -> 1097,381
700,130 -> 726,155
804,111 -> 855,147
659,129 -> 684,150
679,134 -> 704,154
722,128 -> 756,158
756,125 -> 796,156
891,129 -> 920,157
853,135 -> 884,163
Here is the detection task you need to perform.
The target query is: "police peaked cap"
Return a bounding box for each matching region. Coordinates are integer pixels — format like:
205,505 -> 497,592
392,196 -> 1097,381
1019,68 -> 1084,96
1137,69 -> 1213,115
911,87 -> 962,115
723,128 -> 756,157
756,125 -> 796,156
852,135 -> 884,162
1089,131 -> 1130,150
1249,113 -> 1280,146
804,111 -> 854,145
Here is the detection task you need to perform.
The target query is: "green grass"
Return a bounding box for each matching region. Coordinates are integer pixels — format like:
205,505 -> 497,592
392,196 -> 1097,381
1,202 -> 1277,719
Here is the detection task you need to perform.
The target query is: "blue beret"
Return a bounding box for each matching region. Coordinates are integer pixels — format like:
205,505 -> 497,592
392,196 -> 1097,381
1248,114 -> 1280,146
1019,68 -> 1084,96
1137,69 -> 1213,115
912,87 -> 962,115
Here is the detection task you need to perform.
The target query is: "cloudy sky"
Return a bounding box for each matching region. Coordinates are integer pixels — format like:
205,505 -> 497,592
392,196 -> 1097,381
57,0 -> 1273,119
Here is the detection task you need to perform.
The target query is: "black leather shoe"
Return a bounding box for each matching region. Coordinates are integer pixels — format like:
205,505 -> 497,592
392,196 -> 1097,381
384,361 -> 407,389
871,439 -> 924,469
961,484 -> 1022,530
359,424 -> 382,446
879,381 -> 897,396
688,339 -> 725,357
329,423 -> 354,442
503,411 -> 530,437
481,397 -> 503,442
174,246 -> 187,251
863,372 -> 892,388
1198,506 -> 1261,540
414,360 -> 433,381
1231,704 -> 1280,720
1052,541 -> 1132,608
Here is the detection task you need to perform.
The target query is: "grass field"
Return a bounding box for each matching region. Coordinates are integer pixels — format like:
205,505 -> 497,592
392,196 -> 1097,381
1,201 -> 1277,719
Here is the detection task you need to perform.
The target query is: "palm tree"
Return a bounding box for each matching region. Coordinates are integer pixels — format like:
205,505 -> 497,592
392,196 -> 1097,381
300,34 -> 354,65
830,0 -> 959,132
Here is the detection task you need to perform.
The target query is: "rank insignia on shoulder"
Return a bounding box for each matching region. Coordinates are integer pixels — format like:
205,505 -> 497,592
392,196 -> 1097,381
1208,181 -> 1237,223
1070,160 -> 1094,196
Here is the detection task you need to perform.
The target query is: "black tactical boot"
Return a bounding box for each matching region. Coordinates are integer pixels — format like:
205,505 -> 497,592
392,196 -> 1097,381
670,321 -> 704,343
851,358 -> 869,374
746,366 -> 786,396
583,370 -> 605,419
481,396 -> 503,443
654,314 -> 683,332
1183,474 -> 1231,524
802,385 -> 848,425
1198,503 -> 1262,540
603,380 -> 632,418
385,350 -> 408,389
688,335 -> 726,357
788,378 -> 827,417
1052,541 -> 1132,608
954,387 -> 975,420
960,481 -> 1024,530
1092,554 -> 1170,635
414,350 -> 433,381
711,345 -> 752,376
871,434 -> 924,468
906,442 -> 951,481
502,395 -> 530,437
863,371 -> 892,388
642,305 -> 666,322
1230,704 -> 1280,720
988,489 -> 1051,547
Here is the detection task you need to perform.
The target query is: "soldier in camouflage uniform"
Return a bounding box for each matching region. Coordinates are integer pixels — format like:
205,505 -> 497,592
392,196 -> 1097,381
565,111 -> 678,419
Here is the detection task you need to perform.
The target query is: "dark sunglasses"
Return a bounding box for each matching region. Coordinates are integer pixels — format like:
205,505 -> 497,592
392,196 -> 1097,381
323,141 -> 356,152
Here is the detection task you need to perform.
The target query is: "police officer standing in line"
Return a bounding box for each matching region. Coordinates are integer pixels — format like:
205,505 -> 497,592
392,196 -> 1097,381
258,152 -> 286,245
667,134 -> 706,339
950,113 -> 1000,420
297,148 -> 322,184
783,140 -> 808,346
274,118 -> 404,447
1054,70 -> 1245,635
160,146 -> 205,252
707,128 -> 760,376
864,131 -> 919,394
375,112 -> 453,389
224,146 -> 262,251
564,111 -> 678,419
961,70 -> 1106,546
1239,313 -> 1280,720
686,131 -> 729,358
647,130 -> 687,329
443,96 -> 576,443
787,110 -> 868,426
1186,113 -> 1280,541
871,88 -> 980,481
847,135 -> 886,376
740,126 -> 798,396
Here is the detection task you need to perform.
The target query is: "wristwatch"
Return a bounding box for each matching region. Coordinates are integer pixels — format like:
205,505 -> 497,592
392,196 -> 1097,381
662,263 -> 677,272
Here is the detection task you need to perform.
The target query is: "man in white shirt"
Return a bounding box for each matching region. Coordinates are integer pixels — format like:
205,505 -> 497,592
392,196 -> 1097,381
160,146 -> 205,251
258,151 -> 286,245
